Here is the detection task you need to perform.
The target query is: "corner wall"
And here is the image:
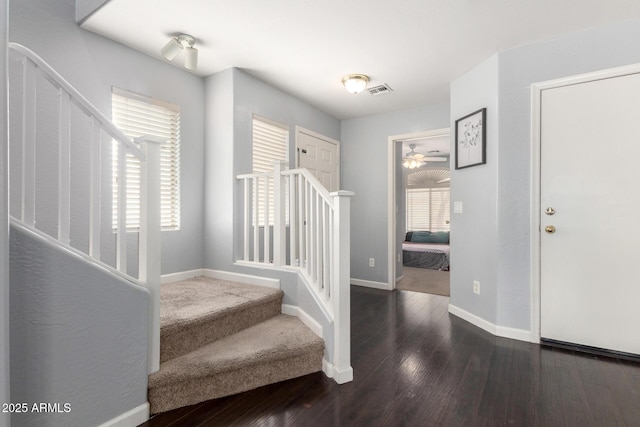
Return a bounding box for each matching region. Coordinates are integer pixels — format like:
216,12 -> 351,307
449,18 -> 640,333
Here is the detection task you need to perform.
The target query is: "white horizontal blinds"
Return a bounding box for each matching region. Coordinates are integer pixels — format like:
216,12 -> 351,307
406,188 -> 450,231
252,116 -> 288,226
112,88 -> 181,230
430,188 -> 450,231
406,188 -> 430,231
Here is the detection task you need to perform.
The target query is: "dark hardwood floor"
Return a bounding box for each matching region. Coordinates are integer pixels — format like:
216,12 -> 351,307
141,286 -> 640,426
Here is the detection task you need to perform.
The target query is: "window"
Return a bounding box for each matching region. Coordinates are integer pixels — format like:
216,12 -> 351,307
252,116 -> 289,226
406,188 -> 450,232
112,88 -> 181,230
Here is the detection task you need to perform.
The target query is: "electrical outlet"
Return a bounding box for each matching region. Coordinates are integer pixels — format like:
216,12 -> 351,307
369,258 -> 375,267
473,280 -> 480,294
398,253 -> 402,263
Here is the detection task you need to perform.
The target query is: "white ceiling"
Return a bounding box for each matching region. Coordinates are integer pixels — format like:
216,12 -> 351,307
82,0 -> 640,120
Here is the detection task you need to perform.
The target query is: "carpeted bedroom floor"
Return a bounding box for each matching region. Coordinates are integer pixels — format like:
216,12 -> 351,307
396,266 -> 450,296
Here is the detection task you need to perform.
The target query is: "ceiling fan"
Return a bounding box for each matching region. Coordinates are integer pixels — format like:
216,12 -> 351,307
402,144 -> 447,169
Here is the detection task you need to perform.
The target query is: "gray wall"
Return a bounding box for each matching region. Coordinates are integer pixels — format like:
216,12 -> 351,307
10,0 -> 205,275
449,54 -> 499,324
10,225 -> 149,427
450,18 -> 640,331
341,102 -> 450,284
1,0 -> 9,425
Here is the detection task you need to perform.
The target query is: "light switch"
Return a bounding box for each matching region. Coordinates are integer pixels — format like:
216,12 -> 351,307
454,201 -> 463,214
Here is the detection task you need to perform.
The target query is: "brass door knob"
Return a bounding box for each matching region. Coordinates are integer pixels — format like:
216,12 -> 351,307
545,225 -> 556,234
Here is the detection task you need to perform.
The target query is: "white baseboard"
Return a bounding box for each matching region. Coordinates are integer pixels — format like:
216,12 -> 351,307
448,304 -> 531,342
351,278 -> 392,291
396,275 -> 404,283
161,269 -> 204,284
281,304 -> 322,338
97,403 -> 149,427
321,359 -> 353,384
203,269 -> 280,289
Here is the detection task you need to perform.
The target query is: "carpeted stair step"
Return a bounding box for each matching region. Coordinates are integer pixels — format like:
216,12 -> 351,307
160,277 -> 284,363
148,314 -> 324,414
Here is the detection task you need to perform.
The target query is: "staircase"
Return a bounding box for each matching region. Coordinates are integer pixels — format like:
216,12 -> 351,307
148,276 -> 324,414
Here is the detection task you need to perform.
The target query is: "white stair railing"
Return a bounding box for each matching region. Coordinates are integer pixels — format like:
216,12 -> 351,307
8,43 -> 163,373
237,161 -> 354,382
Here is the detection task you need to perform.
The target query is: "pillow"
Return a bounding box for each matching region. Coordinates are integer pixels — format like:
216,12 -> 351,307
410,231 -> 449,244
405,232 -> 413,242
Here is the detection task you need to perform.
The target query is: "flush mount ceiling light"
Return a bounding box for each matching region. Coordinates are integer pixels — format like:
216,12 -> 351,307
341,74 -> 370,94
161,34 -> 198,71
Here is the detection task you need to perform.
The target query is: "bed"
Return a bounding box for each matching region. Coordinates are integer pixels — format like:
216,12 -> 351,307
402,231 -> 450,271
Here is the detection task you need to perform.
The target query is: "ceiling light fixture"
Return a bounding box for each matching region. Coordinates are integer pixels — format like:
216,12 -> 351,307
403,144 -> 426,169
161,34 -> 198,71
341,74 -> 370,94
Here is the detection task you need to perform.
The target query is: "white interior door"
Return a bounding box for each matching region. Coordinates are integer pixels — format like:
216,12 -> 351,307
296,127 -> 339,192
540,70 -> 640,355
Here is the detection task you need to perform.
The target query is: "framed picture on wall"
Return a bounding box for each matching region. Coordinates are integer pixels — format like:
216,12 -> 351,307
455,108 -> 486,169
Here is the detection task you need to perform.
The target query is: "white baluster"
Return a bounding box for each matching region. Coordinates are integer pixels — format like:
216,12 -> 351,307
243,178 -> 250,262
273,161 -> 286,267
298,174 -> 305,269
21,58 -> 36,226
263,176 -> 270,264
253,177 -> 259,263
58,90 -> 71,244
89,118 -> 101,259
116,144 -> 128,273
288,174 -> 297,266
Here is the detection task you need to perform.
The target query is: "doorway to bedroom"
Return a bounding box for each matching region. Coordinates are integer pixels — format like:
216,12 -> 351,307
388,128 -> 451,296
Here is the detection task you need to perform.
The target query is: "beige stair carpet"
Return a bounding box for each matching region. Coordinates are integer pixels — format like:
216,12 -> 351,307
149,276 -> 325,414
149,314 -> 324,414
160,277 -> 283,362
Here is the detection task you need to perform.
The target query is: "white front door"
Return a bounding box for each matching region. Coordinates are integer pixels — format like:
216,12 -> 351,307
540,69 -> 640,355
296,127 -> 339,192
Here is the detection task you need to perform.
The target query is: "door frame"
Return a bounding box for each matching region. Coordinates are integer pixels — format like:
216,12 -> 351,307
295,126 -> 341,189
530,62 -> 640,343
387,127 -> 450,289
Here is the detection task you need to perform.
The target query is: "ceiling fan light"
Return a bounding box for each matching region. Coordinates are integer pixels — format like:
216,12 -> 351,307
341,74 -> 369,94
184,46 -> 198,70
161,37 -> 182,61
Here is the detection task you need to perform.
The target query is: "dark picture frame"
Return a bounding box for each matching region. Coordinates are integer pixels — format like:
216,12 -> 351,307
455,108 -> 486,169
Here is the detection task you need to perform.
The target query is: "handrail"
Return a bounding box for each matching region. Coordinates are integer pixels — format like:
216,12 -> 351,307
236,162 -> 354,383
281,168 -> 333,208
8,42 -> 144,160
8,43 -> 163,374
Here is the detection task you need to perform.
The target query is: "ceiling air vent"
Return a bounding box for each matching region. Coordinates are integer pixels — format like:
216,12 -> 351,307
367,83 -> 393,96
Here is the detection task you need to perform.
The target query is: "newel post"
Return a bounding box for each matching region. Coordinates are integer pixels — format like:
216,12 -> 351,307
331,190 -> 354,383
137,136 -> 164,374
273,160 -> 287,267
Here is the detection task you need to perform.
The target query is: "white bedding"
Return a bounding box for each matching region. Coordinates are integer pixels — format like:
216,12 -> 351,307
402,242 -> 450,254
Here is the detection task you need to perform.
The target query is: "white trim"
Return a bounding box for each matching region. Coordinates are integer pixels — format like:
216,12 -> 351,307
448,304 -> 530,342
529,62 -> 640,346
387,128 -> 450,293
281,304 -> 323,338
203,268 -> 281,289
351,278 -> 392,291
97,403 -> 149,427
160,269 -> 204,284
295,126 -> 340,189
321,358 -> 353,384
